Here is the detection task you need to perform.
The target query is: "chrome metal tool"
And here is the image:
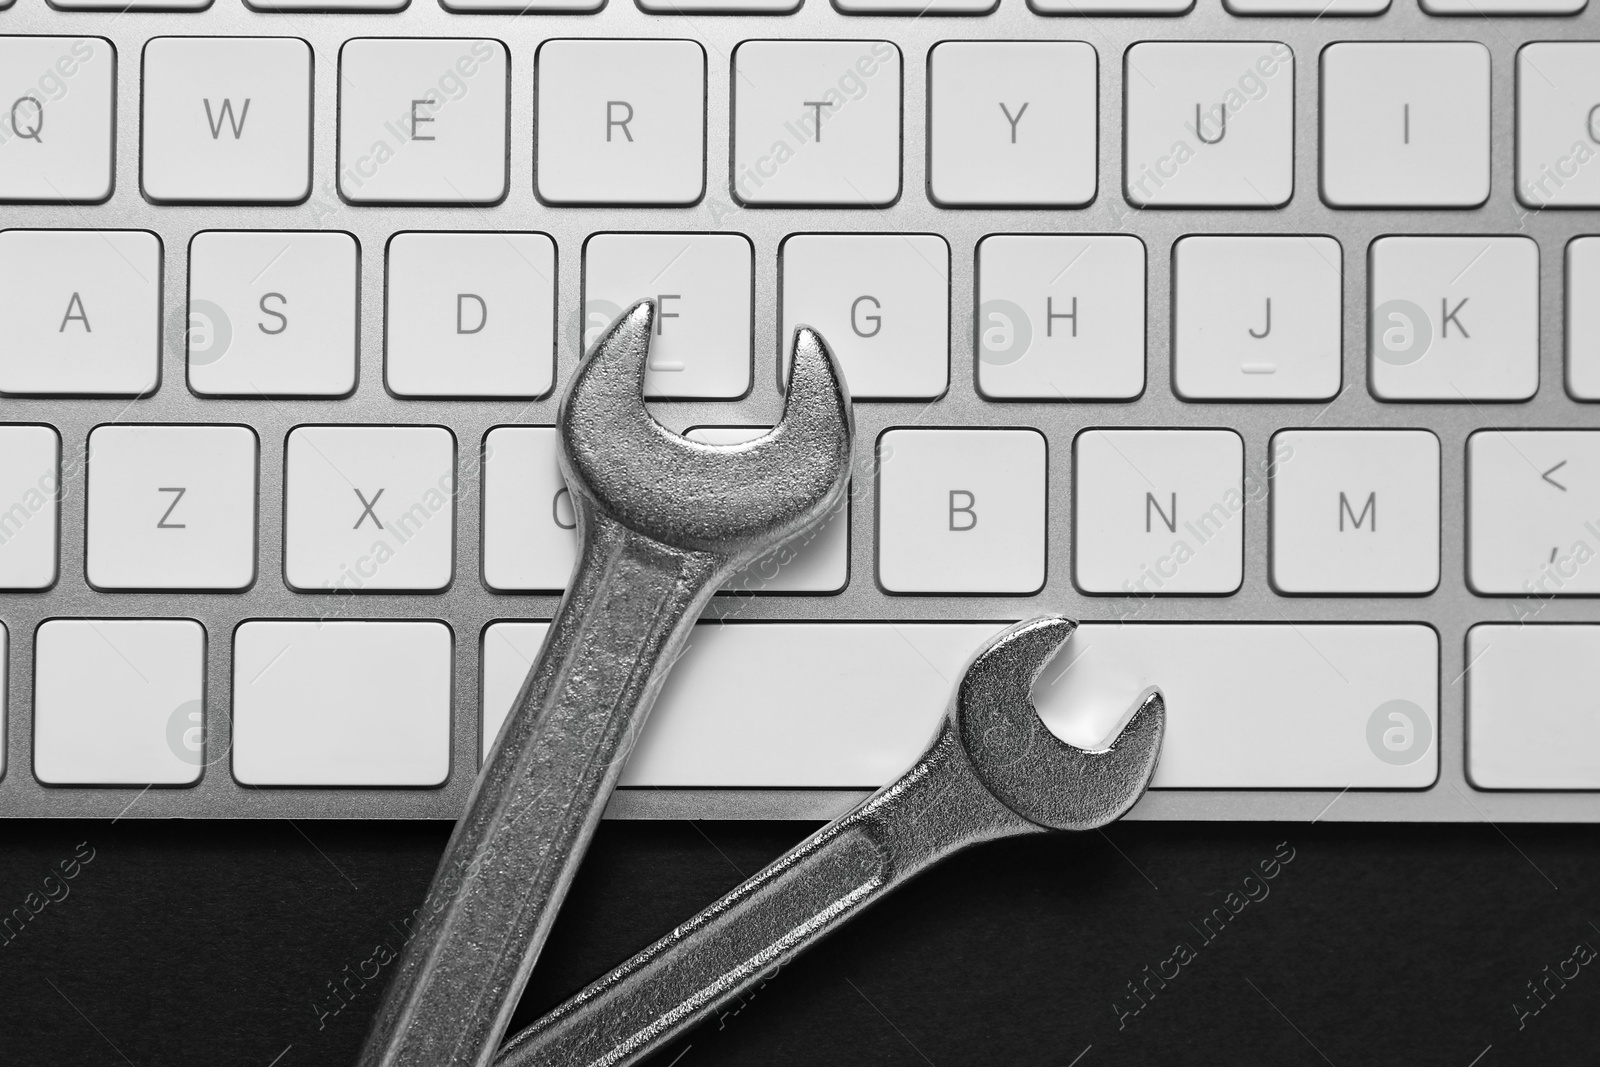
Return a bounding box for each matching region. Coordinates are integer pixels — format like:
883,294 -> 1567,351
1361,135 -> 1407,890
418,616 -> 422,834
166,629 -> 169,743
495,615 -> 1165,1067
359,300 -> 855,1067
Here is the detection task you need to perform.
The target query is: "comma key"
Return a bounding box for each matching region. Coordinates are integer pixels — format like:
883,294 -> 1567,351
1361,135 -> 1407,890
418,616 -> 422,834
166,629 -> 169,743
1468,430 -> 1600,595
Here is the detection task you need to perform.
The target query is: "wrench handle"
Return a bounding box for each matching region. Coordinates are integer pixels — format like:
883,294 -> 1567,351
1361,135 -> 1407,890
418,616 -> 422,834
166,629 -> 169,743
359,513 -> 720,1067
494,722 -> 1034,1067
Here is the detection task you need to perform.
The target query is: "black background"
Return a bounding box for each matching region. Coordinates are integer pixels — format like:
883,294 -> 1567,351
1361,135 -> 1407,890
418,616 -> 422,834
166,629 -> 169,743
2,818 -> 1598,1066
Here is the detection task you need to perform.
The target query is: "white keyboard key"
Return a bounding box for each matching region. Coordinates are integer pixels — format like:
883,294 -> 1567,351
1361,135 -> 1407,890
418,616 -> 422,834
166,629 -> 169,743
976,234 -> 1145,401
481,426 -> 577,592
877,429 -> 1045,594
1173,235 -> 1342,401
583,233 -> 752,399
387,232 -> 555,398
142,37 -> 310,203
1426,0 -> 1581,12
690,427 -> 849,594
0,229 -> 161,397
52,0 -> 207,7
449,0 -> 601,10
481,622 -> 552,760
338,39 -> 508,204
637,0 -> 791,9
249,0 -> 404,9
232,620 -> 451,786
1321,43 -> 1490,208
1074,429 -> 1244,595
0,623 -> 5,775
929,41 -> 1095,206
1270,430 -> 1440,595
86,425 -> 257,591
1468,431 -> 1600,595
1032,0 -> 1190,11
780,234 -> 948,399
0,37 -> 115,202
188,231 -> 357,397
1226,0 -> 1386,11
489,622 -> 974,785
1469,625 -> 1600,790
732,41 -> 901,206
1369,236 -> 1538,401
1051,624 -> 1437,788
0,425 -> 60,590
284,426 -> 455,592
34,619 -> 205,786
536,40 -> 705,205
1570,238 -> 1600,399
838,0 -> 991,7
486,622 -> 1439,788
1517,43 -> 1600,209
1124,42 -> 1294,207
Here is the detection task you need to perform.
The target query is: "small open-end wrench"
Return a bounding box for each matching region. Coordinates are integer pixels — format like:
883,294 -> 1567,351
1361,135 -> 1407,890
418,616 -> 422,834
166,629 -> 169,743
493,615 -> 1165,1067
358,300 -> 854,1067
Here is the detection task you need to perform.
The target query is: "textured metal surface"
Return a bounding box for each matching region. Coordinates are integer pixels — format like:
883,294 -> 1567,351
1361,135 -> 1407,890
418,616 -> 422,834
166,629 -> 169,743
0,0 -> 1597,824
354,304 -> 852,1067
493,616 -> 1163,1067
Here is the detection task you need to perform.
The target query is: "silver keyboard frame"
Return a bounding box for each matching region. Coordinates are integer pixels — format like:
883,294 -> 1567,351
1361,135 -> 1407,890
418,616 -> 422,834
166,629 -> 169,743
0,0 -> 1596,822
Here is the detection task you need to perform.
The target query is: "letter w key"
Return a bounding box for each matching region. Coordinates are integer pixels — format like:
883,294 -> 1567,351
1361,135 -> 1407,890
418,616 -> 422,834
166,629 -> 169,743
204,98 -> 250,139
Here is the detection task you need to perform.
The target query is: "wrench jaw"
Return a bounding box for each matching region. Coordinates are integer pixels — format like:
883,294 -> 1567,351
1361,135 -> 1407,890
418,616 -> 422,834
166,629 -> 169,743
954,617 -> 1166,833
557,300 -> 854,565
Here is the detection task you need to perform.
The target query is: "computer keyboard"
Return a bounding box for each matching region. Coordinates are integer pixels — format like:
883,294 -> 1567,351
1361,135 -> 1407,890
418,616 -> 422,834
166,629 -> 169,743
0,0 -> 1597,824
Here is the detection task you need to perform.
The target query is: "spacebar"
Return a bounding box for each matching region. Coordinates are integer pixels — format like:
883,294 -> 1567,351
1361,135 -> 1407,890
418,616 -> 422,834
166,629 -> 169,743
620,622 -> 1439,790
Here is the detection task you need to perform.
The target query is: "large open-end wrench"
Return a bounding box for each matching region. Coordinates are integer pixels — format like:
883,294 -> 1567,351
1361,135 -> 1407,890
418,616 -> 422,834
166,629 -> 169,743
358,300 -> 854,1067
494,615 -> 1165,1067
